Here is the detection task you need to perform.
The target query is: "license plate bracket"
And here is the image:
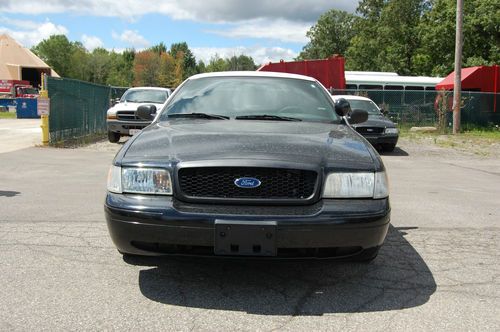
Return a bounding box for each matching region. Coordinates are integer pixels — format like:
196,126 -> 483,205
214,220 -> 277,256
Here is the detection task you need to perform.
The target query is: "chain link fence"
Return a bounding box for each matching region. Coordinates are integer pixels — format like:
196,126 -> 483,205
47,77 -> 129,144
338,89 -> 500,131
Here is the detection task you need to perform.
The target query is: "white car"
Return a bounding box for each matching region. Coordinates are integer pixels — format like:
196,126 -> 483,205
106,87 -> 171,143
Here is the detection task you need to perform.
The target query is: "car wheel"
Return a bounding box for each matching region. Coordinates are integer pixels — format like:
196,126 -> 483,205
108,131 -> 121,143
352,246 -> 380,262
382,143 -> 396,152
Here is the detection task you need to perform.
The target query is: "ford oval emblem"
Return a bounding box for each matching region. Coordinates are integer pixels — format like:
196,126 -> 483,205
234,177 -> 261,188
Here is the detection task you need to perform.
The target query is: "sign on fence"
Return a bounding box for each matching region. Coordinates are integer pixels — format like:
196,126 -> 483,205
37,97 -> 50,116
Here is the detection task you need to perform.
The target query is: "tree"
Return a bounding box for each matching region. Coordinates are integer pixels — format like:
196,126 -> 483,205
414,0 -> 500,76
148,43 -> 167,55
87,48 -> 111,84
170,42 -> 197,79
196,60 -> 206,73
298,9 -> 359,60
31,35 -> 75,77
158,52 -> 177,87
205,55 -> 228,72
67,42 -> 90,81
346,0 -> 424,74
107,49 -> 135,87
225,55 -> 257,71
133,51 -> 161,86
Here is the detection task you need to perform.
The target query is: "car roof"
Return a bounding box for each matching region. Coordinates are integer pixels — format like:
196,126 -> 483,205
189,71 -> 317,82
127,87 -> 171,92
331,95 -> 374,102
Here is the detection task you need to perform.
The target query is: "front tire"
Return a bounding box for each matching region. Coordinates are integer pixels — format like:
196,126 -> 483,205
108,131 -> 120,143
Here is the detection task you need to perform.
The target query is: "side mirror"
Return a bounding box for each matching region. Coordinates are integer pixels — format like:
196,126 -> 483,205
348,109 -> 368,124
334,98 -> 351,117
136,105 -> 157,121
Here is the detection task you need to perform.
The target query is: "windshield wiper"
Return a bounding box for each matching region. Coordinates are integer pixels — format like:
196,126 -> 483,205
168,113 -> 229,120
235,114 -> 302,121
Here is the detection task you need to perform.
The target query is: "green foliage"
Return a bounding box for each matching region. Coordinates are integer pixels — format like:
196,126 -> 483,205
147,42 -> 167,55
225,55 -> 257,71
414,0 -> 500,76
170,42 -> 198,79
346,0 -> 424,74
303,0 -> 498,76
205,55 -> 229,72
106,49 -> 135,87
31,35 -> 75,77
196,60 -> 206,73
298,9 -> 358,60
31,36 -> 259,87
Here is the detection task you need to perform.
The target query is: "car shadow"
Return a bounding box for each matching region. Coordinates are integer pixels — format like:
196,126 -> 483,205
0,190 -> 20,197
379,147 -> 409,156
127,226 -> 436,315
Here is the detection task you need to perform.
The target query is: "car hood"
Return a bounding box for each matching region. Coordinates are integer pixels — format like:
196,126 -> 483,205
354,114 -> 395,128
108,101 -> 165,112
118,120 -> 380,171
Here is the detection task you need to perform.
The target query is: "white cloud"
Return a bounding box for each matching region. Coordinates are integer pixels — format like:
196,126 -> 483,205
207,19 -> 310,43
0,1 -> 358,47
112,30 -> 150,48
81,34 -> 103,51
191,46 -> 298,66
0,0 -> 357,21
0,19 -> 68,47
0,17 -> 40,30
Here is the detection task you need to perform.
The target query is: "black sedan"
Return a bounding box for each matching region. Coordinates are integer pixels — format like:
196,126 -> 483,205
105,72 -> 391,260
332,95 -> 399,152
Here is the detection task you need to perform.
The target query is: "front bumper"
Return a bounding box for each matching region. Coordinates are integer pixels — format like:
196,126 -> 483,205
362,134 -> 399,146
105,193 -> 390,258
107,119 -> 151,135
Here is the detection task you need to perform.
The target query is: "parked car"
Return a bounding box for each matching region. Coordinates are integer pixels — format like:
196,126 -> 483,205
332,95 -> 399,152
105,72 -> 390,260
106,87 -> 171,143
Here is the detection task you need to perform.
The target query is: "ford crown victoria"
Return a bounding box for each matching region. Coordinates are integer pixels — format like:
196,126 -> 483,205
105,72 -> 391,260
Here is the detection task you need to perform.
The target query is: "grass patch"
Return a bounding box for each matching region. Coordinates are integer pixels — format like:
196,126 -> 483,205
460,129 -> 500,139
399,126 -> 500,156
0,112 -> 17,119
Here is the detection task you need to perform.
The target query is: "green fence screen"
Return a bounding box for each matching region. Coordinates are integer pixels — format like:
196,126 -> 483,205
47,77 -> 499,144
339,89 -> 500,130
47,77 -> 128,144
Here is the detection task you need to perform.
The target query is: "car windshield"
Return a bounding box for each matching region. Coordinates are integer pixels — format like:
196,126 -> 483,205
160,77 -> 340,123
19,88 -> 39,95
347,100 -> 381,115
121,89 -> 169,103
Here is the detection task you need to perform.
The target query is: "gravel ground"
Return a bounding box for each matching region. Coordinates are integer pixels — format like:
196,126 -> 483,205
1,133 -> 499,331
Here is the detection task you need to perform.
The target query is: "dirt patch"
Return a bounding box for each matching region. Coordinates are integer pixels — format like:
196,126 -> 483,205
397,133 -> 500,159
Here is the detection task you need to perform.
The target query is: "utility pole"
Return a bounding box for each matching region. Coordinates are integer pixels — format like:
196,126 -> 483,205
453,0 -> 464,134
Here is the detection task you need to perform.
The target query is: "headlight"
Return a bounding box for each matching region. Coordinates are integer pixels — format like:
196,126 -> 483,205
323,172 -> 389,198
107,109 -> 117,119
384,127 -> 398,134
107,166 -> 172,195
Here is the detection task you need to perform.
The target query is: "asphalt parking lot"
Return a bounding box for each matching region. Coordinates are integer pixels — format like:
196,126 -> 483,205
0,133 -> 499,331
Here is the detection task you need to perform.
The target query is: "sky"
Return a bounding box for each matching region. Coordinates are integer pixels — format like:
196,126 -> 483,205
0,0 -> 357,65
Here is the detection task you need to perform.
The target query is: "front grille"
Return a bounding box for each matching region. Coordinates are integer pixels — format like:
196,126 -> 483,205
117,110 -> 140,121
356,127 -> 384,134
178,167 -> 317,200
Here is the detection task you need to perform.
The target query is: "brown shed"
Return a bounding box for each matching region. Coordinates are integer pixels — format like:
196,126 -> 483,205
0,34 -> 59,88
